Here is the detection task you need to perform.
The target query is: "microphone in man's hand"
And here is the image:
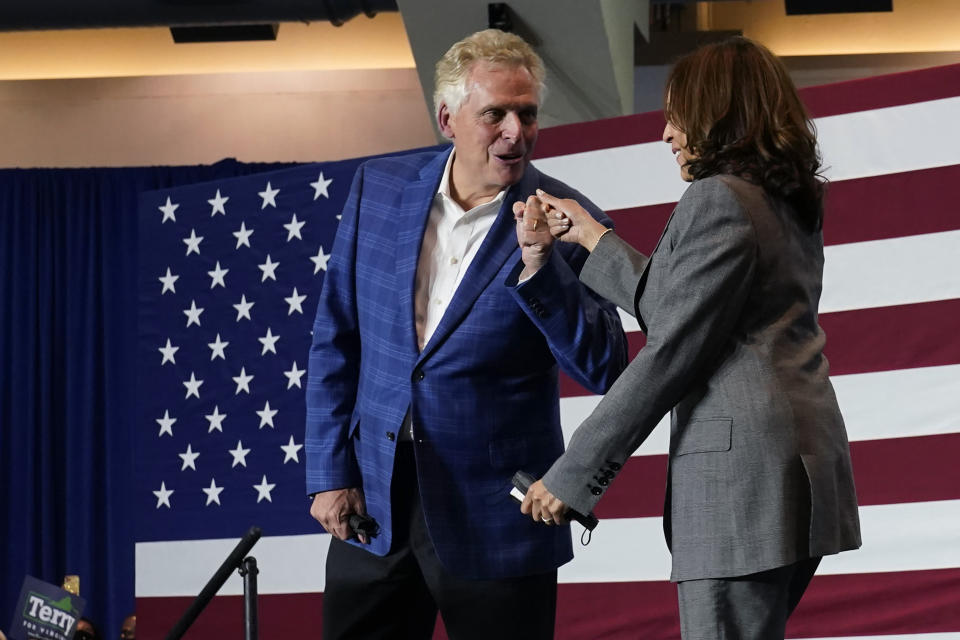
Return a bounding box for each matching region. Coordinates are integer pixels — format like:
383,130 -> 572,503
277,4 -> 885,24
348,513 -> 380,539
510,470 -> 599,531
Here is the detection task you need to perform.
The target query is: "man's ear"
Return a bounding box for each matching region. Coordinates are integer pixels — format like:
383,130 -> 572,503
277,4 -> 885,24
437,103 -> 455,139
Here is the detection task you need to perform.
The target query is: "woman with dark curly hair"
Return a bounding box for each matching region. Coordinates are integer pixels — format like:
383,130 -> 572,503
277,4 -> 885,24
517,37 -> 862,638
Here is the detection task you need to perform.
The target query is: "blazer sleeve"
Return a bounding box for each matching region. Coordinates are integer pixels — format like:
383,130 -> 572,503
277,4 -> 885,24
505,223 -> 629,396
542,178 -> 758,515
579,231 -> 650,319
304,165 -> 365,495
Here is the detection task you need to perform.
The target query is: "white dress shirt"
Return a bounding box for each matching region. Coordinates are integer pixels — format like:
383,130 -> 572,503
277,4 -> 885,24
414,151 -> 507,352
400,151 -> 509,442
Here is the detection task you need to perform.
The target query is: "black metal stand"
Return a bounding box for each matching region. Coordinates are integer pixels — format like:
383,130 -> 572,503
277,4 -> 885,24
239,557 -> 259,640
165,526 -> 262,640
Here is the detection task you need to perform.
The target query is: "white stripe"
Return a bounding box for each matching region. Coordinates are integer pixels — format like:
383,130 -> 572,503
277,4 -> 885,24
136,533 -> 330,597
610,228 -> 960,333
559,499 -> 960,584
533,141 -> 688,210
560,363 -> 960,455
535,97 -> 960,211
136,499 -> 960,595
816,500 -> 960,576
821,230 -> 960,313
617,307 -> 642,333
831,363 -> 960,442
817,97 -> 960,182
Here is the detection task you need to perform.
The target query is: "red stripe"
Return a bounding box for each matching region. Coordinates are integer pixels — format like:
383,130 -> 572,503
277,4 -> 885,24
137,593 -> 322,640
607,203 -> 673,255
591,432 -> 960,520
849,433 -> 960,506
592,451 -> 666,520
603,163 -> 960,254
560,298 -> 960,398
788,567 -> 960,637
822,299 -> 960,376
556,567 -> 960,639
824,164 -> 960,245
534,63 -> 960,158
557,580 -> 680,639
534,110 -> 666,158
801,62 -> 960,119
137,566 -> 960,639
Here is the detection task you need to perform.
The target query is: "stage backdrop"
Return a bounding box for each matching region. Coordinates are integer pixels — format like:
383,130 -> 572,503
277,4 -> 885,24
135,63 -> 960,639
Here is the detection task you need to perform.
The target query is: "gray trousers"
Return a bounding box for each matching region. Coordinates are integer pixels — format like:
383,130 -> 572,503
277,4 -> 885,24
677,557 -> 822,640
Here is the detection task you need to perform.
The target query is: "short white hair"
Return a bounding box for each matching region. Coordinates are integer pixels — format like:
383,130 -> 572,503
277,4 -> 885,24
433,29 -> 546,121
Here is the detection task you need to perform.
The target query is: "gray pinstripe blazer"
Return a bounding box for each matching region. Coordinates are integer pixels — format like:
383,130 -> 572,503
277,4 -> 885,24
543,174 -> 861,581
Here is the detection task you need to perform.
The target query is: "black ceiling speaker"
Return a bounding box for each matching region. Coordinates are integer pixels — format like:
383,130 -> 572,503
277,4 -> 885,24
488,3 -> 513,32
170,24 -> 278,43
0,0 -> 399,32
785,0 -> 892,15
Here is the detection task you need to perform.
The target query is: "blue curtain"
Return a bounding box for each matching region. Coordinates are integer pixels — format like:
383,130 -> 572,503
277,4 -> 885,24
0,159 -> 296,639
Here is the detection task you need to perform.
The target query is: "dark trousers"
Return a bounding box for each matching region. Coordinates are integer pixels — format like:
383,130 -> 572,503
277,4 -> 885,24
323,442 -> 557,640
676,556 -> 822,640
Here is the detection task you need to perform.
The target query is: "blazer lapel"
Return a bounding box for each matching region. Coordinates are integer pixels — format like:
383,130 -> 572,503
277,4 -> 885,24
396,148 -> 451,358
632,190 -> 687,331
417,165 -> 540,364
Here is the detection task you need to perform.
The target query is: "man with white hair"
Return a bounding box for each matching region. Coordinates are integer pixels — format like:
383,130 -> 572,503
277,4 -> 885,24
306,29 -> 626,639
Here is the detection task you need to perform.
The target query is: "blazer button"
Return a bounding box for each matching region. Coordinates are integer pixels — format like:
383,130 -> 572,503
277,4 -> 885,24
589,485 -> 602,496
386,431 -> 395,441
412,369 -> 424,382
595,476 -> 609,487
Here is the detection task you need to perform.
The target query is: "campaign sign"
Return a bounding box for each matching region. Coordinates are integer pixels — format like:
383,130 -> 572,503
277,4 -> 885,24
8,576 -> 85,640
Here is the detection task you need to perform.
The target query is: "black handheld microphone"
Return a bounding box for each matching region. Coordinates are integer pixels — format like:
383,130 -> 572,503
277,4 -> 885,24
510,470 -> 599,531
348,513 -> 380,539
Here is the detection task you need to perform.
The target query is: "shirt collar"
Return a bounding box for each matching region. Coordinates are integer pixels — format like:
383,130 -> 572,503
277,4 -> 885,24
437,149 -> 508,212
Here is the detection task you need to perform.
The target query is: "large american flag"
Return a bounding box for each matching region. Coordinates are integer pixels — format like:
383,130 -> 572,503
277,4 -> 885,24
136,62 -> 960,639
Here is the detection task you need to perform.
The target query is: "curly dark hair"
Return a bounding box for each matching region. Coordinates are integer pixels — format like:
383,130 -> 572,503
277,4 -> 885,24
664,37 -> 825,231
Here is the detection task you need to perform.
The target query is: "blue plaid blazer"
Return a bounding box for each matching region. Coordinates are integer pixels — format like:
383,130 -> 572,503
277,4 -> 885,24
305,147 -> 627,579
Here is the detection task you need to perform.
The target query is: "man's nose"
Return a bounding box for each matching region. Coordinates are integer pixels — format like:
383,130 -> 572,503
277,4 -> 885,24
501,112 -> 522,140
